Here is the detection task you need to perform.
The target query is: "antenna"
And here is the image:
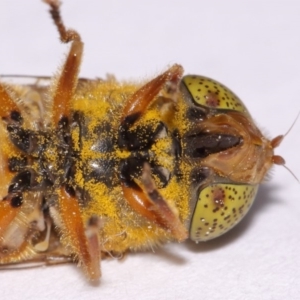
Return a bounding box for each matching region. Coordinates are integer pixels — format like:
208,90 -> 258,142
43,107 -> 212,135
271,111 -> 300,148
271,111 -> 300,183
282,164 -> 300,183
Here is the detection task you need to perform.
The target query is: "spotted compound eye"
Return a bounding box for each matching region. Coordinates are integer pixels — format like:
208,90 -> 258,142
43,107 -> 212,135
183,75 -> 249,114
190,183 -> 258,242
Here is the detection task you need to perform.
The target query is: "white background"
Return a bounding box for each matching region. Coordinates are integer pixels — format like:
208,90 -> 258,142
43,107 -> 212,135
1,1 -> 300,299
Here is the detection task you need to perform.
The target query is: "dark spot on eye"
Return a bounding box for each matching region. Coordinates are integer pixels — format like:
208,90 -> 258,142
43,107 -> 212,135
205,92 -> 220,108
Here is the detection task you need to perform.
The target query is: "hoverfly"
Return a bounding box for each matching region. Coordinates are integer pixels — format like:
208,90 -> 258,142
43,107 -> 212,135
0,0 -> 287,281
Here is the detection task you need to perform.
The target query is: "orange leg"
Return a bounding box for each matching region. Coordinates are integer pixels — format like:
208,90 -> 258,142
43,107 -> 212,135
57,187 -> 101,281
121,64 -> 183,126
120,65 -> 186,241
0,79 -> 21,192
0,240 -> 34,264
0,212 -> 73,266
45,0 -> 83,124
0,197 -> 21,238
44,1 -> 100,279
122,164 -> 187,242
0,194 -> 36,264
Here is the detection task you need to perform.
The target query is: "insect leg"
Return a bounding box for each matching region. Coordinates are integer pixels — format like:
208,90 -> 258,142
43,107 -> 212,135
120,64 -> 183,126
0,210 -> 72,267
44,0 -> 83,124
44,1 -> 102,280
0,196 -> 22,238
0,193 -> 48,265
122,164 -> 187,242
55,186 -> 101,281
0,239 -> 36,264
0,86 -> 24,242
119,65 -> 186,241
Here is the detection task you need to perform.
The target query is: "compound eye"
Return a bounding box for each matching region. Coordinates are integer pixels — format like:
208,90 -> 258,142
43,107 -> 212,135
190,183 -> 258,242
182,75 -> 249,114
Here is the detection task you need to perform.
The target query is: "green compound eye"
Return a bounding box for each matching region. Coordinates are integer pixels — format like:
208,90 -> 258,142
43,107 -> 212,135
183,75 -> 249,114
190,183 -> 258,242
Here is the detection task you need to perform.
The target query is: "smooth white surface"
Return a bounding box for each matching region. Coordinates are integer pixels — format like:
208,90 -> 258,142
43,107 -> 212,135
1,1 -> 300,299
